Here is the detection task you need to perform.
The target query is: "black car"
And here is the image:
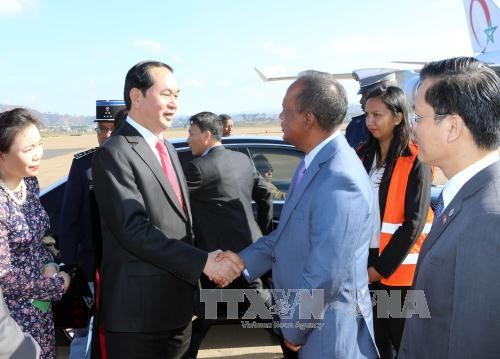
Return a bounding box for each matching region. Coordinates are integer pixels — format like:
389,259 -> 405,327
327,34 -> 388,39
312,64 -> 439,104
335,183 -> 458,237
40,136 -> 305,236
40,135 -> 441,238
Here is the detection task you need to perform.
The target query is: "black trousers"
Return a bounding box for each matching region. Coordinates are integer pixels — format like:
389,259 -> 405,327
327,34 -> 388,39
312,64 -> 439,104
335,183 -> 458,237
105,322 -> 192,359
189,275 -> 272,358
370,283 -> 409,359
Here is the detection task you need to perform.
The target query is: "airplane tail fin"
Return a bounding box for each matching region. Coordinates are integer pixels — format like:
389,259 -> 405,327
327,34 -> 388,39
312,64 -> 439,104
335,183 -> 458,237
464,0 -> 499,54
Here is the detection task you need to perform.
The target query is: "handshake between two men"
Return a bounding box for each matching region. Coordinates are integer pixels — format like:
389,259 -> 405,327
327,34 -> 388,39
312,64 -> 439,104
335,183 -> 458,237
203,250 -> 245,287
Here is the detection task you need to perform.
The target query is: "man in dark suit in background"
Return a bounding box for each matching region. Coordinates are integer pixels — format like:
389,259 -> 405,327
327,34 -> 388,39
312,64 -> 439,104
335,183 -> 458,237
399,57 -> 500,358
59,100 -> 125,359
91,61 -> 243,359
184,111 -> 272,357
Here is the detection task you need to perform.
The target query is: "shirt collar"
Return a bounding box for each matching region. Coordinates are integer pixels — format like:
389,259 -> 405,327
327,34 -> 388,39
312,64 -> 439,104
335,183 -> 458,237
202,144 -> 222,157
441,151 -> 499,208
126,116 -> 161,151
303,130 -> 340,169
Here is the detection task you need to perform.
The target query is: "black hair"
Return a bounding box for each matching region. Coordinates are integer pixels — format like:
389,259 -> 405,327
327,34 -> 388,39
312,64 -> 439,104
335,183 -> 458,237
189,111 -> 223,141
363,86 -> 411,174
295,70 -> 348,132
113,108 -> 128,130
123,61 -> 173,110
218,114 -> 232,124
0,108 -> 40,153
420,57 -> 499,150
253,154 -> 272,173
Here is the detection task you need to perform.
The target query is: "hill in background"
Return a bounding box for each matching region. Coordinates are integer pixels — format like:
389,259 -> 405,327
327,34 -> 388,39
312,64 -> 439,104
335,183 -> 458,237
0,104 -> 94,130
0,103 -> 362,133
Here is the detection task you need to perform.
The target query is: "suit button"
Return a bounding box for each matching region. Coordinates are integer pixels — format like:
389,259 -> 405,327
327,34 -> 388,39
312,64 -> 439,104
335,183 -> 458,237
272,256 -> 276,263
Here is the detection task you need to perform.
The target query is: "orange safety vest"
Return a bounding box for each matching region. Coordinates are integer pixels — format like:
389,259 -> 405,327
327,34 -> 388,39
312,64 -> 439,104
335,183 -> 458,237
379,143 -> 434,287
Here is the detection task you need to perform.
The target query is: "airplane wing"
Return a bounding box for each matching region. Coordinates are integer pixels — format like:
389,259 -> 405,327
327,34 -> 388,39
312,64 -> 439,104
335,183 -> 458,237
254,67 -> 352,82
255,67 -> 421,99
392,61 -> 427,66
254,68 -> 298,82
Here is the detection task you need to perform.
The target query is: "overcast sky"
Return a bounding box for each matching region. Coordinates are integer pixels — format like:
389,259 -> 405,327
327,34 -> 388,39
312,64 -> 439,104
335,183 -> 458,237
1,0 -> 495,117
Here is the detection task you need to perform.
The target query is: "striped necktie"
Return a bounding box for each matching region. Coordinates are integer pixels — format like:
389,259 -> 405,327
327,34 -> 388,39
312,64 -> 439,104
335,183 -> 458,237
433,192 -> 444,224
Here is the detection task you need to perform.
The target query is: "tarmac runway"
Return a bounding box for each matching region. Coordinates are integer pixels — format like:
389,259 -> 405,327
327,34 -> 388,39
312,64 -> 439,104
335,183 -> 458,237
56,324 -> 284,358
43,148 -> 87,160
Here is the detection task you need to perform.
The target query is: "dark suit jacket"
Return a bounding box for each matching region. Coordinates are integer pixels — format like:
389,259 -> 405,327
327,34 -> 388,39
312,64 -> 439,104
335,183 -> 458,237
91,122 -> 208,332
399,160 -> 500,359
184,145 -> 272,256
345,114 -> 369,149
59,149 -> 100,280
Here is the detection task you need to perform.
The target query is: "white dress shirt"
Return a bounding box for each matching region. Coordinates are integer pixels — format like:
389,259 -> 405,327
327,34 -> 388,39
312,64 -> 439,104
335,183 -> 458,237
303,129 -> 340,170
441,151 -> 499,210
127,116 -> 163,165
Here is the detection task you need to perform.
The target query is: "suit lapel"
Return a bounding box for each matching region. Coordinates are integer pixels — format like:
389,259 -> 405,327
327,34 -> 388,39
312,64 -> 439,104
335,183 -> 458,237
123,123 -> 187,221
417,160 -> 500,268
275,136 -> 341,241
418,195 -> 464,264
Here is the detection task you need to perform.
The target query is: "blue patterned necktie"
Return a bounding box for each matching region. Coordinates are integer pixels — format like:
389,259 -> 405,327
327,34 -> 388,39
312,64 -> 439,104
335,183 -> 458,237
433,192 -> 444,224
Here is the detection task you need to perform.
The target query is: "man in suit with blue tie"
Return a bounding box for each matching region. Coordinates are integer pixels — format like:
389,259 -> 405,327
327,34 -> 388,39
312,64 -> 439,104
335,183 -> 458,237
221,70 -> 379,358
399,57 -> 500,358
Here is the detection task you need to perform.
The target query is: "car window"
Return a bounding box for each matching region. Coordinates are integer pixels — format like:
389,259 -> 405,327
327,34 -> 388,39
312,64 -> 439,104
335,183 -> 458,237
247,147 -> 303,200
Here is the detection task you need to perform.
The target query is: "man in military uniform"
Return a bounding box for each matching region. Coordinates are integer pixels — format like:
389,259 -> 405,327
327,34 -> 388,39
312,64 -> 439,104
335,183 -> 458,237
59,100 -> 125,359
345,70 -> 397,149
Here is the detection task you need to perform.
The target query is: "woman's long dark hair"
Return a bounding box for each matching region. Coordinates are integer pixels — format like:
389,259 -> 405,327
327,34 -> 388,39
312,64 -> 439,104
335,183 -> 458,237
362,86 -> 411,181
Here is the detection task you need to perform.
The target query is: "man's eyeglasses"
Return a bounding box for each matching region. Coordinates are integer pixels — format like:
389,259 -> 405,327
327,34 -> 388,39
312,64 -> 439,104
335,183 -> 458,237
409,112 -> 450,127
95,126 -> 113,135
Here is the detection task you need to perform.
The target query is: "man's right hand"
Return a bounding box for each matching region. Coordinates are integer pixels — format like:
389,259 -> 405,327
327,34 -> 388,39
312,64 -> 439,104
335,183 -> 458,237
215,250 -> 245,269
203,250 -> 244,287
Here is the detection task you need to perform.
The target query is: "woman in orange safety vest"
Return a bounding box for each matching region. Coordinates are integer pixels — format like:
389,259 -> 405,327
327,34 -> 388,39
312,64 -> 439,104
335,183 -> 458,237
356,86 -> 433,359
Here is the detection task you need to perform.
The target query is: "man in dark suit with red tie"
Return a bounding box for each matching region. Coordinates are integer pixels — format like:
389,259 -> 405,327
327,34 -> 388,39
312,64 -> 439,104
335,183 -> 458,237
91,61 -> 244,359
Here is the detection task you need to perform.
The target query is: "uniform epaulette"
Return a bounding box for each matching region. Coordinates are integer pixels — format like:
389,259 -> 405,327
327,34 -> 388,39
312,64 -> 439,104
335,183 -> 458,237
74,147 -> 97,159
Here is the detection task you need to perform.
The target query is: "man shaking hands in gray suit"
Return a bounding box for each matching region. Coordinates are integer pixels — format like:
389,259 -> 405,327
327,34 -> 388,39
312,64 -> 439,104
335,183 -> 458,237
399,57 -> 500,359
219,71 -> 379,358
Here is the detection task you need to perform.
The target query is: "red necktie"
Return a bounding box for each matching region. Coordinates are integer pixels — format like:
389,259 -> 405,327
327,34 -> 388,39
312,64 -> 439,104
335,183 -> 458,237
155,139 -> 184,208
